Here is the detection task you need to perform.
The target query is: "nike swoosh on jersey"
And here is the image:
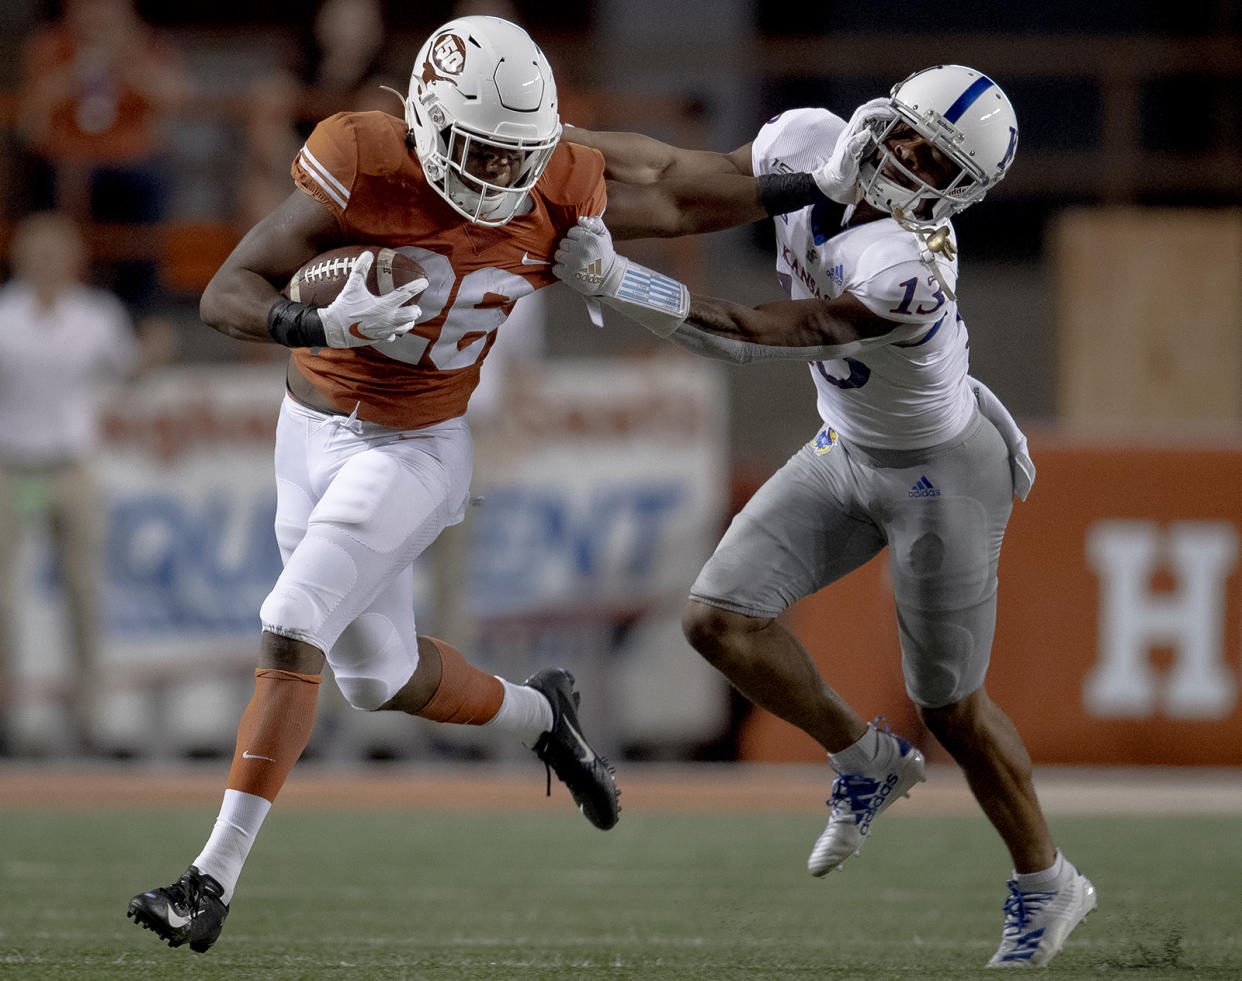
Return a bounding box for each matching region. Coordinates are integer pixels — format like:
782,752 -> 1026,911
521,252 -> 550,265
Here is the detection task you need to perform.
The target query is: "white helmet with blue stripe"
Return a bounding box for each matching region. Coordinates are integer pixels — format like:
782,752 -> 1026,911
858,64 -> 1018,222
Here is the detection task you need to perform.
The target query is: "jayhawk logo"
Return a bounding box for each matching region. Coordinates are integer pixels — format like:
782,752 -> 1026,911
812,427 -> 838,454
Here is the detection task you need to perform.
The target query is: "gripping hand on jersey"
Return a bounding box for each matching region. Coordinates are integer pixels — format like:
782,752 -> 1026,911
812,97 -> 895,204
554,216 -> 626,299
554,217 -> 689,337
317,251 -> 426,348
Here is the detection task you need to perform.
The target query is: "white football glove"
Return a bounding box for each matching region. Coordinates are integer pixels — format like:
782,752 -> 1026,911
317,251 -> 427,349
553,216 -> 624,297
554,217 -> 689,337
812,97 -> 896,204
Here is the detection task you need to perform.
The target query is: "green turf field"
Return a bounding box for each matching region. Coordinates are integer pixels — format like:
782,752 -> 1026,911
2,804 -> 1238,980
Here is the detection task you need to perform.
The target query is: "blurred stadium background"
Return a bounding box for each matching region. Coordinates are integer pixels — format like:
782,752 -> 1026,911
1,0 -> 1241,776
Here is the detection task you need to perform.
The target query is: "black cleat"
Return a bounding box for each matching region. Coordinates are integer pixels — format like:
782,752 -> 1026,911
525,668 -> 620,830
127,866 -> 229,953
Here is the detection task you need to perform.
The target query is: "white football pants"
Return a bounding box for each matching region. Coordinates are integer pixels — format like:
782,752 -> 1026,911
260,396 -> 472,710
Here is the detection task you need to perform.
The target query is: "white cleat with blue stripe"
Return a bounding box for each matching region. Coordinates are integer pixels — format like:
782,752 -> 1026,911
987,869 -> 1097,968
806,727 -> 926,877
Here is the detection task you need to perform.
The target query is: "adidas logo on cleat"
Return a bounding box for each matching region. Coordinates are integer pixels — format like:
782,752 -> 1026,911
909,475 -> 940,498
855,772 -> 901,835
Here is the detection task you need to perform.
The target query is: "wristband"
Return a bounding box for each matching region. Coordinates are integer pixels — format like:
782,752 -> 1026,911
266,299 -> 328,348
756,172 -> 826,216
601,261 -> 690,337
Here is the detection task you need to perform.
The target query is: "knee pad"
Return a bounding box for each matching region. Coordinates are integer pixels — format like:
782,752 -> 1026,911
260,534 -> 358,647
334,674 -> 395,712
897,603 -> 994,708
329,612 -> 417,711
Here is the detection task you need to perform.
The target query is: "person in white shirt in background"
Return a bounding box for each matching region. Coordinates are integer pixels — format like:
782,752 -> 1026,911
0,210 -> 171,754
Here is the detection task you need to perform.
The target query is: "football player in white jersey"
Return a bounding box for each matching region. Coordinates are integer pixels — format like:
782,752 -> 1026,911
557,65 -> 1096,969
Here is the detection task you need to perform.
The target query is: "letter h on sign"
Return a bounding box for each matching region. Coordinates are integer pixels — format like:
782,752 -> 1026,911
1084,520 -> 1238,719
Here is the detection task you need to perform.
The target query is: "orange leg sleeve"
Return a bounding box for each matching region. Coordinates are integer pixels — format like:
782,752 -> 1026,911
226,668 -> 321,803
414,637 -> 505,725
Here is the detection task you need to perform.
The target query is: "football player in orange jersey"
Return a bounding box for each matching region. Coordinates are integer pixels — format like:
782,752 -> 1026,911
125,14 -> 777,953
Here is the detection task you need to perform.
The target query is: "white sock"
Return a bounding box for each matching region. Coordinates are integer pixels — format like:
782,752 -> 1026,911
828,724 -> 883,774
1014,850 -> 1067,892
192,789 -> 272,905
482,678 -> 554,747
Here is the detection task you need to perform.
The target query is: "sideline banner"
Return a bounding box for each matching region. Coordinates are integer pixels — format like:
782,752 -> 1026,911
466,357 -> 727,617
452,355 -> 732,753
11,363 -> 287,751
10,357 -> 730,754
742,434 -> 1242,765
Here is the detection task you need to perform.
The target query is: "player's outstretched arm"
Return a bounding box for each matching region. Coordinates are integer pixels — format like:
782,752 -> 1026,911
566,125 -> 770,240
564,125 -> 752,185
603,175 -> 772,240
554,215 -> 921,361
675,292 -> 915,362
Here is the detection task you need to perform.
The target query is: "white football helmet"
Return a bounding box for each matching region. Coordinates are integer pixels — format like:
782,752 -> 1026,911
857,64 -> 1018,222
402,16 -> 561,226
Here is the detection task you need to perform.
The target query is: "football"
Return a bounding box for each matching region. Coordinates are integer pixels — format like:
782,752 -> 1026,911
284,245 -> 426,306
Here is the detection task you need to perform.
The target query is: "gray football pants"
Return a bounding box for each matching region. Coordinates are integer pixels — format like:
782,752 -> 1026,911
689,410 -> 1013,708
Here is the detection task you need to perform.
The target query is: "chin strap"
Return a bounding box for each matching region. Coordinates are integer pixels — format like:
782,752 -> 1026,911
891,205 -> 958,301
